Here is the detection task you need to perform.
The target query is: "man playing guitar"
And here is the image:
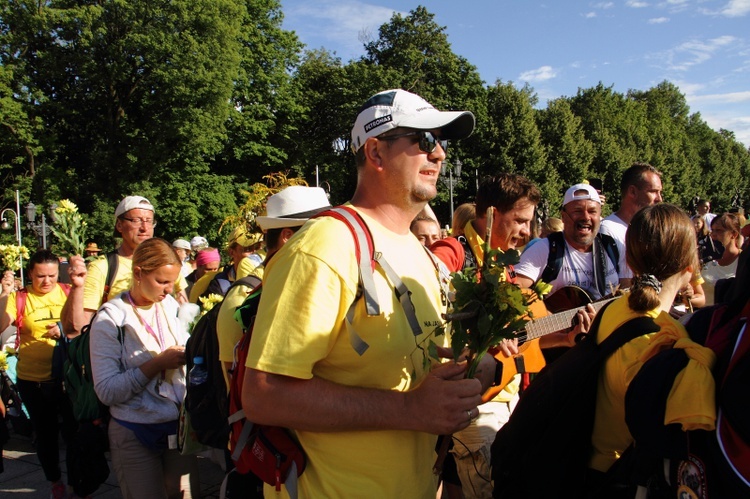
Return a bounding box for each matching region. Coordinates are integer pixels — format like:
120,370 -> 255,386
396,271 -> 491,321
431,174 -> 595,498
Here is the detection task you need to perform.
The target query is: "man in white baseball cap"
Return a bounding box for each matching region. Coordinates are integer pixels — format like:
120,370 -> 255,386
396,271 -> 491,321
172,239 -> 193,277
241,90 -> 498,497
350,88 -> 475,154
62,195 -> 188,335
190,236 -> 209,252
516,182 -> 630,301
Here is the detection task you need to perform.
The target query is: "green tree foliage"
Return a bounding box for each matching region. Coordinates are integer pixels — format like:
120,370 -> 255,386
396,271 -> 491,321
2,3 -> 749,249
480,81 -> 556,206
536,97 -> 595,209
287,49 -> 367,205
212,0 -> 304,183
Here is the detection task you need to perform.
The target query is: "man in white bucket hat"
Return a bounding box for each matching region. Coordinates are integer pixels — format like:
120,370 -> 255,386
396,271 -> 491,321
217,185 -> 331,385
241,89 -> 497,497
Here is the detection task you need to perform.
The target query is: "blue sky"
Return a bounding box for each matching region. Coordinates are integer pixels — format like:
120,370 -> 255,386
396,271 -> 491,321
280,0 -> 750,148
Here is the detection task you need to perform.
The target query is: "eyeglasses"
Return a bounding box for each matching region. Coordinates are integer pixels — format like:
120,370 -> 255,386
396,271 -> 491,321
378,131 -> 448,154
120,216 -> 157,227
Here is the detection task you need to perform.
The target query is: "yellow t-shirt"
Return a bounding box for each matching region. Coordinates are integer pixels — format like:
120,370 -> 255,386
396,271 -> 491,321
83,254 -> 186,311
7,285 -> 69,381
237,251 -> 265,280
589,294 -> 683,472
189,270 -> 220,304
216,281 -> 256,389
247,208 -> 445,498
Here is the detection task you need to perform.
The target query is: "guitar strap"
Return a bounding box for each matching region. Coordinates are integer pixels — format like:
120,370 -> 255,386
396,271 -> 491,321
592,234 -> 608,298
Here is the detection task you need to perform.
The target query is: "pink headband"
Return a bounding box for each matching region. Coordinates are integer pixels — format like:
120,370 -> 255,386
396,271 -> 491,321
195,248 -> 220,267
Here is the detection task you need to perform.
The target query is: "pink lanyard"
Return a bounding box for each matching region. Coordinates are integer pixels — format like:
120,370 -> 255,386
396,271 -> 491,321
127,292 -> 166,351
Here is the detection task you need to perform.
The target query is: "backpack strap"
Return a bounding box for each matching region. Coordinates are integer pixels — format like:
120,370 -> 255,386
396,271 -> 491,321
597,314 -> 660,358
457,235 -> 477,270
231,275 -> 262,293
313,206 -> 425,356
540,231 -> 565,284
592,233 -> 620,297
101,251 -> 119,305
315,207 -> 380,317
14,288 -> 28,350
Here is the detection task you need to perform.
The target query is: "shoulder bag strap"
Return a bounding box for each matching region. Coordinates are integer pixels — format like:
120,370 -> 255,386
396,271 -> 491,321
101,251 -> 119,304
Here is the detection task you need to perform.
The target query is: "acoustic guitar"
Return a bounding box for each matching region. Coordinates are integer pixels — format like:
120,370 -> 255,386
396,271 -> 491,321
483,285 -> 619,402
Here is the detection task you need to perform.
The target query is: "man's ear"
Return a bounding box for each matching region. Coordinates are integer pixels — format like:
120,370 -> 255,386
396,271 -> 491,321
362,137 -> 385,170
280,228 -> 296,244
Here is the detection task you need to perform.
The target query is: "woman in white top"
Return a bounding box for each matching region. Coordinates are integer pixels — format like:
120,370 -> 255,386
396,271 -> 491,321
702,213 -> 743,305
90,238 -> 198,499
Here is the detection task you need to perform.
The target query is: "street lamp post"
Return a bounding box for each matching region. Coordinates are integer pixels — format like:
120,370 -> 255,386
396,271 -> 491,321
26,202 -> 57,250
1,190 -> 24,286
440,158 -> 462,219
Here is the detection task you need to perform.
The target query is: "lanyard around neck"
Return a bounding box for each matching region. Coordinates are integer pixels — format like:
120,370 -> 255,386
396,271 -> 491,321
126,292 -> 165,351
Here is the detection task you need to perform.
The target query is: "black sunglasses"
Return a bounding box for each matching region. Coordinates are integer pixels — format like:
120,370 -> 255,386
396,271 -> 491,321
378,131 -> 448,154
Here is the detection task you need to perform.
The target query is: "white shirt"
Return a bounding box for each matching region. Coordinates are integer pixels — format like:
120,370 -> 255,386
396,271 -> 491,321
600,213 -> 627,246
516,236 -> 628,300
702,257 -> 738,306
599,214 -> 633,279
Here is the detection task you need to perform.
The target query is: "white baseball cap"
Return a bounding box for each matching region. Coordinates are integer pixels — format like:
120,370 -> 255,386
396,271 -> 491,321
350,89 -> 475,153
563,183 -> 602,207
172,239 -> 191,251
190,236 -> 209,251
115,195 -> 154,218
256,186 -> 331,231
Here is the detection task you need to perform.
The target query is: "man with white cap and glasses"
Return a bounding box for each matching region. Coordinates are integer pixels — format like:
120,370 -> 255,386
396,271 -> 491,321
240,89 -> 496,497
62,196 -> 188,335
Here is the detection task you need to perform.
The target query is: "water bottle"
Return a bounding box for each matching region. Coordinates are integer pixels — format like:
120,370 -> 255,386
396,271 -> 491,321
188,356 -> 208,386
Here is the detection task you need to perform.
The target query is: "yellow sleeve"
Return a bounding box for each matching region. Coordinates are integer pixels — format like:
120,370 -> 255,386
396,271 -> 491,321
82,257 -> 108,310
189,271 -> 219,303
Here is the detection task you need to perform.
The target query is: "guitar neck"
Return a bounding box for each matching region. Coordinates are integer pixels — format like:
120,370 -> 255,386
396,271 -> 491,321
523,297 -> 616,340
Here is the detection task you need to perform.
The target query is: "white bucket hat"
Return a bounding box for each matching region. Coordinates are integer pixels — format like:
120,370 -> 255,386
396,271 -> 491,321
256,186 -> 331,231
350,89 -> 475,153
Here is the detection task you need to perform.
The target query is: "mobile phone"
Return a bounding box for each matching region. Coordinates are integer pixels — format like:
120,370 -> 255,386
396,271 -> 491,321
589,178 -> 603,193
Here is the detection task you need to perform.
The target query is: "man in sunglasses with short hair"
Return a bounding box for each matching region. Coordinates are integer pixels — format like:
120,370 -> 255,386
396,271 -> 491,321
61,196 -> 188,335
242,89 -> 498,497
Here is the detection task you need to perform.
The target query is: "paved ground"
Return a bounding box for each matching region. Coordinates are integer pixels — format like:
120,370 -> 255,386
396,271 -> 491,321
0,423 -> 227,498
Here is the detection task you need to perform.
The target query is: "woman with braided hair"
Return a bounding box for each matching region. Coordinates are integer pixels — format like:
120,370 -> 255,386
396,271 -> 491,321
586,204 -> 717,492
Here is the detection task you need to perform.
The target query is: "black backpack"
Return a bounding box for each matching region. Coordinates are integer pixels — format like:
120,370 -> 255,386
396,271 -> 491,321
184,274 -> 261,449
622,301 -> 750,498
491,301 -> 659,498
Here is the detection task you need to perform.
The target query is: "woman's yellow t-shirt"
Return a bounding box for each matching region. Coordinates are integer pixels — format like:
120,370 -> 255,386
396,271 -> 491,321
6,284 -> 69,382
